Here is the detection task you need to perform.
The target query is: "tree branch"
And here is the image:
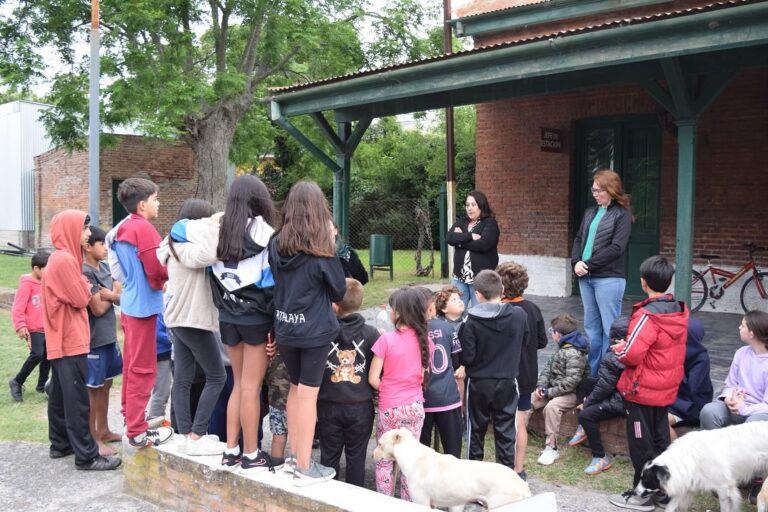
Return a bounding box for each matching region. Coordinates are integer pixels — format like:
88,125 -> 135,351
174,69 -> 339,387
238,19 -> 263,74
251,45 -> 300,85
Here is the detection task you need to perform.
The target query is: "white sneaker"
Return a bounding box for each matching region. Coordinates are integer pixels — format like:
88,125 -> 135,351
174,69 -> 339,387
537,446 -> 560,465
185,435 -> 225,456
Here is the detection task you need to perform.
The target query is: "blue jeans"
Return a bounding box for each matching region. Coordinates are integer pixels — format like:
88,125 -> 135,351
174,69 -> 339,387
453,277 -> 477,308
579,276 -> 625,377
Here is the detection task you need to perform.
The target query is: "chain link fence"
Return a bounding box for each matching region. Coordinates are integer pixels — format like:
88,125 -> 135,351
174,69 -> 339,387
349,198 -> 438,278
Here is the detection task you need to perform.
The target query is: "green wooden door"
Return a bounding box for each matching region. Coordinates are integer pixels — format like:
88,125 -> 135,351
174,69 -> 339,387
112,179 -> 129,227
574,115 -> 661,298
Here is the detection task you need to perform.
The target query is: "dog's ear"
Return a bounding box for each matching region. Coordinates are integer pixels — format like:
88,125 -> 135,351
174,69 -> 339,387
641,463 -> 670,491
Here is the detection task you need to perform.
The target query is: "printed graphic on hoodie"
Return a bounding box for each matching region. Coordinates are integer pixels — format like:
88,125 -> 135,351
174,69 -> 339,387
327,340 -> 368,384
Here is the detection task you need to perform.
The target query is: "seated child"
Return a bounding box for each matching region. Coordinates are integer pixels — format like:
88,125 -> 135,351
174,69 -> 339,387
570,316 -> 628,475
319,278 -> 378,487
668,317 -> 712,440
497,261 -> 547,480
419,287 -> 463,458
700,310 -> 768,429
9,250 -> 51,401
532,313 -> 589,466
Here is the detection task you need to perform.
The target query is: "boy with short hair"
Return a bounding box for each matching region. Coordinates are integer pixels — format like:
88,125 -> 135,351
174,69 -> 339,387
497,261 -> 547,480
43,210 -> 120,470
532,313 -> 589,466
83,225 -> 124,456
609,255 -> 688,511
459,269 -> 528,470
109,177 -> 172,448
318,278 -> 378,487
9,250 -> 51,401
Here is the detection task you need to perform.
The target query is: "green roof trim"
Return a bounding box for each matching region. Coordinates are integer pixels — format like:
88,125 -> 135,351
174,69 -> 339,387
269,1 -> 768,122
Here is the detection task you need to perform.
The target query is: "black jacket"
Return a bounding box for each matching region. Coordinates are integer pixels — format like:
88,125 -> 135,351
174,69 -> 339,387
318,313 -> 378,403
268,237 -> 347,348
459,302 -> 527,380
503,298 -> 547,395
582,350 -> 625,416
340,249 -> 368,285
446,216 -> 500,279
571,202 -> 631,278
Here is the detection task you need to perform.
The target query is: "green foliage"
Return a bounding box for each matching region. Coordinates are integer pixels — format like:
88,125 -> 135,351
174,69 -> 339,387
0,0 -> 440,192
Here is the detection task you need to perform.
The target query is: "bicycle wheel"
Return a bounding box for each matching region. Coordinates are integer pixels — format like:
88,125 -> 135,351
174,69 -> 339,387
690,270 -> 708,313
741,272 -> 768,313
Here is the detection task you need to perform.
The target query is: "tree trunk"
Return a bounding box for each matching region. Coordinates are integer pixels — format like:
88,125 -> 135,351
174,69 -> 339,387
189,106 -> 241,210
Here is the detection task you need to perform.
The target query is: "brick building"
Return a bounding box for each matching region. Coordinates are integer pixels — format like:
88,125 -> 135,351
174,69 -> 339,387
269,0 -> 768,313
34,135 -> 198,247
455,0 -> 768,312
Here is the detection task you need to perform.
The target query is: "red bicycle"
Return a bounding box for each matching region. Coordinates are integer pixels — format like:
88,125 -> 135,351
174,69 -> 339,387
690,241 -> 767,313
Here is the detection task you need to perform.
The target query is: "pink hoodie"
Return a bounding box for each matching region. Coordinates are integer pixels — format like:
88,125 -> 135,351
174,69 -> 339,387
11,274 -> 44,333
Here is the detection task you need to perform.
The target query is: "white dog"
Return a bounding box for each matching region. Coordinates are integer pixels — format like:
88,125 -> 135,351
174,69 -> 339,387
635,422 -> 768,512
372,428 -> 531,511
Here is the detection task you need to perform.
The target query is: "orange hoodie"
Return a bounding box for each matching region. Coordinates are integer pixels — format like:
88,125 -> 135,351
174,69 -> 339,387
42,210 -> 94,360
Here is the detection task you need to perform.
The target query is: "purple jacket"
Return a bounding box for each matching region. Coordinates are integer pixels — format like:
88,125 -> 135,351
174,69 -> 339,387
721,345 -> 768,417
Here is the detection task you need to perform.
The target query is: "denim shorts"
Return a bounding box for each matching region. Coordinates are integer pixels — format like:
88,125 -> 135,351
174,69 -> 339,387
86,343 -> 123,388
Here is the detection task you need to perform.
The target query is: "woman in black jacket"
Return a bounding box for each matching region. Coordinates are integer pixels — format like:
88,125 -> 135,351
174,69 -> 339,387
571,170 -> 632,377
446,190 -> 500,308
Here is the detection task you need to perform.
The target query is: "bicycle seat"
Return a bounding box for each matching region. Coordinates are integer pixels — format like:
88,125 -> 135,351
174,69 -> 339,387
699,254 -> 720,260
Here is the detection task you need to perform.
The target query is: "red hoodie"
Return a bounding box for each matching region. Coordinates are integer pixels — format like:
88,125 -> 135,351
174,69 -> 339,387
11,275 -> 44,333
42,210 -> 94,360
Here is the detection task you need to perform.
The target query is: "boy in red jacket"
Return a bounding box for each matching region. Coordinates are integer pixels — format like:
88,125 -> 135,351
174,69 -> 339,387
9,250 -> 51,401
608,256 -> 688,511
43,210 -> 121,470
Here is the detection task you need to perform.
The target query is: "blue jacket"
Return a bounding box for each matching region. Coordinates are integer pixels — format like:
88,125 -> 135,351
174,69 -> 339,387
669,317 -> 713,424
155,313 -> 172,360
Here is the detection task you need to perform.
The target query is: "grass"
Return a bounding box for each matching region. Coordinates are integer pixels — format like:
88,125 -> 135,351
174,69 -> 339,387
0,254 -> 32,289
356,249 -> 449,308
0,309 -> 49,443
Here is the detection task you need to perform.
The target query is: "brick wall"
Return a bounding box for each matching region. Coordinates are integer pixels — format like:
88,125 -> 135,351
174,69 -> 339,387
475,68 -> 768,268
34,135 -> 198,247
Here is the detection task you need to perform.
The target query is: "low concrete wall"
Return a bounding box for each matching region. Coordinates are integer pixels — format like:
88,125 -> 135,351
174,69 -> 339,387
123,436 -> 556,512
498,255 -> 572,297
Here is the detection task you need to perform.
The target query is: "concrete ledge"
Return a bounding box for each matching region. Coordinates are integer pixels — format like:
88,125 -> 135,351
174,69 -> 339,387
123,435 -> 556,511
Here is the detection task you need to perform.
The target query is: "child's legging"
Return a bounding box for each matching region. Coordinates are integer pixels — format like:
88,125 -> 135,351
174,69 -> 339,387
375,400 -> 425,500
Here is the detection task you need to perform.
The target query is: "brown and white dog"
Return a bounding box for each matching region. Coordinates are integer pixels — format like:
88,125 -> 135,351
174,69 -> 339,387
635,422 -> 768,512
373,428 -> 531,511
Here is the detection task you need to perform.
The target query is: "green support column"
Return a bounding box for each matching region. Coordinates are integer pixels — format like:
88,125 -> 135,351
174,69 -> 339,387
674,120 -> 697,306
335,122 -> 352,241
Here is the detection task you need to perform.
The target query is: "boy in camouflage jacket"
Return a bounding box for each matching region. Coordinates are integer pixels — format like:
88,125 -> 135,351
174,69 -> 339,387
531,314 -> 590,465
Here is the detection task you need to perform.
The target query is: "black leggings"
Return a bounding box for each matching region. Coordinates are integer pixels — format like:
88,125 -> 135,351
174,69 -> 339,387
420,407 -> 463,458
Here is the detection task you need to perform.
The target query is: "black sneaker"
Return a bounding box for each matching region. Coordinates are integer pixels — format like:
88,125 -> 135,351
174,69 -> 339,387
239,451 -> 284,474
654,492 -> 670,510
517,469 -> 527,481
8,378 -> 22,402
49,447 -> 74,459
221,451 -> 241,469
749,478 -> 764,505
76,455 -> 122,471
128,426 -> 174,448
